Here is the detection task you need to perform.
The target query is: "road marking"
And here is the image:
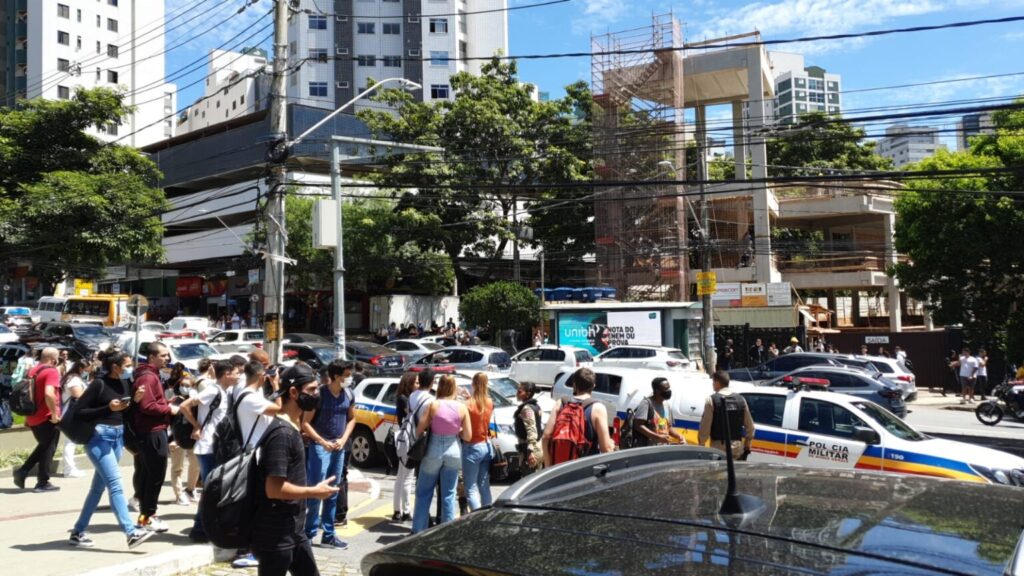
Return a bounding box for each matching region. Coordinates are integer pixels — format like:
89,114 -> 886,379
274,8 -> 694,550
336,503 -> 394,538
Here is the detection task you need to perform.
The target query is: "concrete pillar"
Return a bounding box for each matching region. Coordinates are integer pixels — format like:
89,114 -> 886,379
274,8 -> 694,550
732,100 -> 746,181
884,212 -> 903,331
851,290 -> 861,325
747,47 -> 772,284
827,289 -> 838,328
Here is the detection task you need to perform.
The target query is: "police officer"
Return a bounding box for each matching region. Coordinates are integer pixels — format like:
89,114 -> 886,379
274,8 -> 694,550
698,371 -> 755,460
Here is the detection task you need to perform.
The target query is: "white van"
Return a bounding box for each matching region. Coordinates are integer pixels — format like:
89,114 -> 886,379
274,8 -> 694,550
37,296 -> 68,323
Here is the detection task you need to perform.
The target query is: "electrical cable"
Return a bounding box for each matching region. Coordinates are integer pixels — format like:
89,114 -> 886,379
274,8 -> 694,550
301,0 -> 571,19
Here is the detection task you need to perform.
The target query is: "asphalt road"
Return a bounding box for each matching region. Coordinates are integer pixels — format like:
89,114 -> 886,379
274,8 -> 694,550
906,403 -> 1024,456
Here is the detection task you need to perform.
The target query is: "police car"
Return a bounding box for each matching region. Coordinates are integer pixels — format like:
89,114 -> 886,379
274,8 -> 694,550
348,375 -> 522,470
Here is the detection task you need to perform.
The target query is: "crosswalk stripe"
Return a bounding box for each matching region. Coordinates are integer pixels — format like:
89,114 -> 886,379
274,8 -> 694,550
336,503 -> 395,538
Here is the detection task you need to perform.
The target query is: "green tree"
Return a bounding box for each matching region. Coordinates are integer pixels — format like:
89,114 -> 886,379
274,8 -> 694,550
0,88 -> 166,292
767,112 -> 893,175
459,281 -> 541,343
358,59 -> 592,287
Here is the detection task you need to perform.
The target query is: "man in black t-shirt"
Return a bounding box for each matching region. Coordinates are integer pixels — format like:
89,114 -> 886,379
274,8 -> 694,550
633,377 -> 684,447
252,364 -> 338,576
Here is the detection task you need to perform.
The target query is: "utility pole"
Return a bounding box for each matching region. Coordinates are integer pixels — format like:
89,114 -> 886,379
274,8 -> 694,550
512,194 -> 521,283
330,143 -> 347,361
263,0 -> 290,365
697,107 -> 715,375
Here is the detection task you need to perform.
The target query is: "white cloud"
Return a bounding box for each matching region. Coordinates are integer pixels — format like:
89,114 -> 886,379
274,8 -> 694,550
1003,31 -> 1024,41
571,0 -> 633,35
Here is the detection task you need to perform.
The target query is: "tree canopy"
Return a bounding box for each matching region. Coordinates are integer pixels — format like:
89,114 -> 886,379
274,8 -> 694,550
0,88 -> 166,292
766,112 -> 893,175
459,281 -> 541,337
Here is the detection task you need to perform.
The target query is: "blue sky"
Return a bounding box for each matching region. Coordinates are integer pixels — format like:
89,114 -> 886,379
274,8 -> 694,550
166,0 -> 1024,145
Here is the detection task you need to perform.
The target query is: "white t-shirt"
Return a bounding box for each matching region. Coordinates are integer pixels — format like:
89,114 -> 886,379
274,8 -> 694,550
408,388 -> 433,423
62,374 -> 86,412
232,384 -> 275,449
959,355 -> 979,378
194,385 -> 227,455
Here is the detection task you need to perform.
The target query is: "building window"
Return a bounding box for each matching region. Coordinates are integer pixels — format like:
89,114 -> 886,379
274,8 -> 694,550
459,40 -> 467,59
429,18 -> 448,33
309,82 -> 328,97
107,44 -> 119,58
77,36 -> 82,50
96,41 -> 101,54
96,68 -> 101,81
808,92 -> 825,103
357,55 -> 376,66
57,85 -> 70,99
357,22 -> 375,34
58,31 -> 70,45
808,79 -> 824,91
309,48 -> 328,62
108,70 -> 119,83
429,51 -> 448,66
240,95 -> 245,105
107,19 -> 118,32
76,8 -> 81,22
382,55 -> 401,67
57,58 -> 70,72
97,15 -> 101,27
109,0 -> 119,5
58,4 -> 70,18
382,22 -> 400,34
430,84 -> 449,99
107,123 -> 118,136
232,101 -> 237,110
459,11 -> 467,33
309,15 -> 328,30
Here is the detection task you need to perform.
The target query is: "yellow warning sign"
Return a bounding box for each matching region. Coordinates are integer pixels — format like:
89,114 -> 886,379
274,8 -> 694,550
697,272 -> 717,296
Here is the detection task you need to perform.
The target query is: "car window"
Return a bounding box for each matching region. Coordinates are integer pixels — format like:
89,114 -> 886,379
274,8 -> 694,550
517,349 -> 542,361
489,352 -> 512,367
539,349 -> 564,362
667,350 -> 686,360
169,343 -> 219,360
244,332 -> 264,341
872,362 -> 894,374
791,356 -> 828,369
360,383 -> 384,401
770,356 -> 797,372
575,350 -> 593,363
801,371 -> 852,388
381,384 -> 398,406
389,341 -> 415,352
798,398 -> 867,439
214,333 -> 237,342
489,377 -> 519,398
852,401 -> 926,441
743,393 -> 785,427
424,343 -> 443,351
593,373 -> 622,395
601,348 -> 627,359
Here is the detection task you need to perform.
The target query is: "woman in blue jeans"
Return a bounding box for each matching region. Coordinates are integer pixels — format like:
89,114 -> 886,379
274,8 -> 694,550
412,375 -> 472,533
462,373 -> 494,511
69,350 -> 154,549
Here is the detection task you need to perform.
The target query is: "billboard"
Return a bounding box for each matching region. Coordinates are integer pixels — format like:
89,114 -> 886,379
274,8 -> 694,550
558,310 -> 663,355
767,282 -> 793,306
741,283 -> 768,307
712,283 -> 742,307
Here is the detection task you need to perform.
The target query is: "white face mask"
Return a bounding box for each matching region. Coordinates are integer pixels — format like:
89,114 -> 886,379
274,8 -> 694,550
344,376 -> 354,387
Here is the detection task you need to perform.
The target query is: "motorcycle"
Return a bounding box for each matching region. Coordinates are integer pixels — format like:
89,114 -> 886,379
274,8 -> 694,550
975,380 -> 1024,426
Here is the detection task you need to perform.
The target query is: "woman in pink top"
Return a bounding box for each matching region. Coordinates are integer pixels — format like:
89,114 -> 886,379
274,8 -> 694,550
412,375 -> 471,533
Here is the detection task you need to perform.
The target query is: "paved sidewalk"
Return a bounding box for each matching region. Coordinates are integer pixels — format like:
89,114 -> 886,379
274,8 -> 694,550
0,458 -> 378,576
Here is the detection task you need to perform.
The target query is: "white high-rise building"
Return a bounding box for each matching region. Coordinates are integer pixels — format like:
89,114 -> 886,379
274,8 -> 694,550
769,51 -> 841,125
878,124 -> 947,167
177,48 -> 271,135
6,0 -> 176,147
286,0 -> 508,112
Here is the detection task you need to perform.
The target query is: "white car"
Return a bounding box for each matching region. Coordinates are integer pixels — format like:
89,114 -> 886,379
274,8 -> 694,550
455,370 -> 556,417
133,338 -> 234,374
856,355 -> 918,400
596,345 -> 691,371
510,345 -> 594,387
209,329 -> 265,354
165,316 -> 217,336
0,324 -> 19,344
383,339 -> 444,364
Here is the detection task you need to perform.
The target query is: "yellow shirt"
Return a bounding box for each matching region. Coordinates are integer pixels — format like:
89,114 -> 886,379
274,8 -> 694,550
1016,367 -> 1024,380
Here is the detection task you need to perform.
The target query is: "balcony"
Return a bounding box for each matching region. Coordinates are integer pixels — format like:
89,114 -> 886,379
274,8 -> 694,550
15,50 -> 26,65
16,20 -> 27,38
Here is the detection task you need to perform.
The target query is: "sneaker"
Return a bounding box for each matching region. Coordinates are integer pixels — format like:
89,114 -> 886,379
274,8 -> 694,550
320,535 -> 348,549
137,515 -> 169,533
64,469 -> 86,478
69,531 -> 95,548
401,513 -> 412,522
128,498 -> 140,513
176,494 -> 191,506
391,511 -> 402,522
33,483 -> 60,493
13,469 -> 26,489
185,489 -> 200,503
127,530 -> 155,550
231,554 -> 259,568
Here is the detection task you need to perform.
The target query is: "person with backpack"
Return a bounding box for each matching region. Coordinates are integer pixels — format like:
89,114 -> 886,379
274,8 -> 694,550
412,374 -> 472,534
13,347 -> 63,492
698,371 -> 755,460
632,377 -> 685,448
513,381 -> 543,477
542,368 -> 614,467
462,373 -> 494,511
251,364 -> 338,576
299,360 -> 356,550
130,342 -> 179,533
67,349 -> 155,549
60,359 -> 94,478
391,372 -> 418,522
166,365 -> 200,506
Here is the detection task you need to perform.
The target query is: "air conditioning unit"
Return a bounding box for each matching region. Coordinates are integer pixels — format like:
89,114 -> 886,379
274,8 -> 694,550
335,15 -> 348,22
336,81 -> 349,89
408,17 -> 420,23
335,47 -> 349,55
408,49 -> 421,57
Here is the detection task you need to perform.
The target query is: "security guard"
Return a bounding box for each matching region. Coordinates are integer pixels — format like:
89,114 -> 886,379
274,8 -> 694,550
698,371 -> 755,460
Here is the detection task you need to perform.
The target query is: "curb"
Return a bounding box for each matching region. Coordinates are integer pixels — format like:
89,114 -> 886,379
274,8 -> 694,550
78,545 -> 224,576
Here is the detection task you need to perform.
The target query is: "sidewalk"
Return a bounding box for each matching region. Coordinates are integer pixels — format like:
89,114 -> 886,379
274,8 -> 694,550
911,389 -> 976,411
0,457 -> 378,576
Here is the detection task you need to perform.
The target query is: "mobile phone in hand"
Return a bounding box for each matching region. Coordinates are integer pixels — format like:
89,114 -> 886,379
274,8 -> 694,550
119,396 -> 132,404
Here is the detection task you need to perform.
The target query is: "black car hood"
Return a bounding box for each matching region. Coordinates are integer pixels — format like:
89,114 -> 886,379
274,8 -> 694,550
366,462 -> 1024,576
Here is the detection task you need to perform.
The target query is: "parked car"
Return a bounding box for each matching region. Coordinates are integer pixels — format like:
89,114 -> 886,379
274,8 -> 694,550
362,446 -> 1024,575
728,352 -> 864,384
856,354 -> 918,400
165,316 -> 218,336
209,329 -> 265,354
510,345 -> 594,386
763,365 -> 907,417
456,370 -> 556,416
283,342 -> 341,371
0,306 -> 33,321
417,334 -> 460,347
0,324 -> 19,344
408,345 -> 513,373
283,332 -> 330,344
26,321 -> 116,357
345,341 -> 406,373
135,338 -> 234,374
595,345 -> 690,371
1,314 -> 33,334
383,339 -> 444,364
0,342 -> 89,387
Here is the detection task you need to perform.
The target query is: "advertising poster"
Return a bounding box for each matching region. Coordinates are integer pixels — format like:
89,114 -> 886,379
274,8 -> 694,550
767,282 -> 793,306
741,283 -> 768,307
558,311 -> 663,355
712,283 -> 742,307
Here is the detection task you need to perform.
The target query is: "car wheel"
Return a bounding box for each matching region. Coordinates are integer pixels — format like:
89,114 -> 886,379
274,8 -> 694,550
349,426 -> 380,468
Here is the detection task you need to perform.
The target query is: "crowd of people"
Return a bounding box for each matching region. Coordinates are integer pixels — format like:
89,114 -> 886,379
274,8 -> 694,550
717,335 -> 912,371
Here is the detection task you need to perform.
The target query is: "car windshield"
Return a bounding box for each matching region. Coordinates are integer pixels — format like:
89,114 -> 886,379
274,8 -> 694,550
458,384 -> 513,407
314,347 -> 338,363
489,377 -> 520,398
170,342 -> 220,361
5,307 -> 30,315
351,342 -> 394,356
73,325 -> 110,337
852,401 -> 926,441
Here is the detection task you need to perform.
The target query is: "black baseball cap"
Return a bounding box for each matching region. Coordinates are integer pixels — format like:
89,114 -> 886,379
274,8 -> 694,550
278,363 -> 317,395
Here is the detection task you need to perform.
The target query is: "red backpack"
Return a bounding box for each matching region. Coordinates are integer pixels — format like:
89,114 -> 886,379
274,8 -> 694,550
549,399 -> 595,465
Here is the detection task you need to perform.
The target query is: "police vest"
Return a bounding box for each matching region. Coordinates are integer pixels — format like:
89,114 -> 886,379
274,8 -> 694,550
710,393 -> 747,443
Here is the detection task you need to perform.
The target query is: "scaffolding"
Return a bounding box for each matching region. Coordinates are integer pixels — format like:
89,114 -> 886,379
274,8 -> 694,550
591,13 -> 689,301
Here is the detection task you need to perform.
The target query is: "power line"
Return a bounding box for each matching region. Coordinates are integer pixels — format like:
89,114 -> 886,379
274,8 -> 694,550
301,0 -> 571,20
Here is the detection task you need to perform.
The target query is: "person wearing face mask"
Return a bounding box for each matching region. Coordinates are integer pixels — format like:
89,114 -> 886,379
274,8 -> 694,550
299,360 -> 355,549
166,364 -> 200,506
632,377 -> 685,447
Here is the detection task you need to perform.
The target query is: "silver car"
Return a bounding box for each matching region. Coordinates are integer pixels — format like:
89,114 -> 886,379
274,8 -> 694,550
383,339 -> 444,365
410,346 -> 513,373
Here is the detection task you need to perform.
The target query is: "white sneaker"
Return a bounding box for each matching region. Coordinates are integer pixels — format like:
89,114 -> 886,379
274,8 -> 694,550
129,498 -> 140,513
64,469 -> 86,478
139,515 -> 170,533
176,494 -> 191,506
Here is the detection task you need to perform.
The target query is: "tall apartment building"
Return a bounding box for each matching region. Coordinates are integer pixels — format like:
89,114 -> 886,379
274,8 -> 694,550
956,112 -> 994,151
770,51 -> 841,124
286,0 -> 508,112
177,48 -> 270,135
877,124 -> 946,167
1,0 -> 176,147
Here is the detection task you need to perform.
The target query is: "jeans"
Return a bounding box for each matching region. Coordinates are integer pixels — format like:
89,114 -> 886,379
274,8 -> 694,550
461,441 -> 492,511
191,453 -> 218,535
73,424 -> 139,536
136,430 -> 169,517
20,420 -> 60,486
412,434 -> 461,533
304,444 -> 345,540
253,540 -> 319,576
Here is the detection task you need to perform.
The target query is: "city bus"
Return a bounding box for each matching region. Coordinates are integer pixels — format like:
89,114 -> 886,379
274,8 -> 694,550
61,294 -> 138,327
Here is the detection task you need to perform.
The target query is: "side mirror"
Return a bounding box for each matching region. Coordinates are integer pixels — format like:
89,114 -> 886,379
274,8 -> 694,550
853,426 -> 880,445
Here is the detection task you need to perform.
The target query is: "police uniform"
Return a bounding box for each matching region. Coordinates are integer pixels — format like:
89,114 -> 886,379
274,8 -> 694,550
697,387 -> 755,460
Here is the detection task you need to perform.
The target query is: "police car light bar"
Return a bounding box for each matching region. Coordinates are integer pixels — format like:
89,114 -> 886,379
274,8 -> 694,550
782,375 -> 831,389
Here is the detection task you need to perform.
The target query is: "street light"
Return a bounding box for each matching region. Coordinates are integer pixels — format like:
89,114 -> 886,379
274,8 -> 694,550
289,78 -> 422,148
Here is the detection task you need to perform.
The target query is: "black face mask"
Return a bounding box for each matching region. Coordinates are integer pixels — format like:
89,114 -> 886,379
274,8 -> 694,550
661,390 -> 672,401
297,391 -> 321,412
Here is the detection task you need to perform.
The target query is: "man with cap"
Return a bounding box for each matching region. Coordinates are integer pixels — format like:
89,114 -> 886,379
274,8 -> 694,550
782,336 -> 803,355
250,363 -> 338,576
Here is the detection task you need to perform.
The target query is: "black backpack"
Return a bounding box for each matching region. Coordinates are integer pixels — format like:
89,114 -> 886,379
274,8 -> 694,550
11,365 -> 54,416
198,417 -> 278,549
619,397 -> 655,449
213,390 -> 254,465
172,389 -> 223,450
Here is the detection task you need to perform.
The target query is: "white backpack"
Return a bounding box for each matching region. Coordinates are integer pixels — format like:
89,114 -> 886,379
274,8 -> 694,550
395,395 -> 430,462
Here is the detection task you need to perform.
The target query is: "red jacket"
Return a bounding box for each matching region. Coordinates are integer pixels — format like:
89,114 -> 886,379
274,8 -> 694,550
132,363 -> 171,433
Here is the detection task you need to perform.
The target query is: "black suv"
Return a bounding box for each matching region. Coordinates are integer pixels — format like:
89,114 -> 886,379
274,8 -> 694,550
363,446 -> 1024,575
728,352 -> 878,384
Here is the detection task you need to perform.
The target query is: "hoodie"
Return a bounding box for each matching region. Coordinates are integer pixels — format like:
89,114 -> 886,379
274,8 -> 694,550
132,363 -> 171,433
